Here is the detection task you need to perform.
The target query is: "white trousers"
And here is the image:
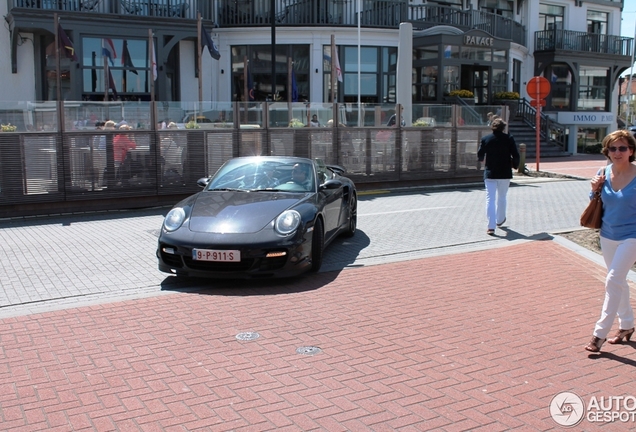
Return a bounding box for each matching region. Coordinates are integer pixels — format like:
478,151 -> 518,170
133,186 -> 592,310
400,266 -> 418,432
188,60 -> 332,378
484,178 -> 510,230
593,237 -> 636,339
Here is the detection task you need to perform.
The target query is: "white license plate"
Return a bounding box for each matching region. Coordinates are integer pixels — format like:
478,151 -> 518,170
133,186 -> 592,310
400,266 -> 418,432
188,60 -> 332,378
192,249 -> 241,262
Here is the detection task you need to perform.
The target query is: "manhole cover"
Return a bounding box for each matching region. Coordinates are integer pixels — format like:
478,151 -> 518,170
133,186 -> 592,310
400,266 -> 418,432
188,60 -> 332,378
235,332 -> 260,341
296,346 -> 321,355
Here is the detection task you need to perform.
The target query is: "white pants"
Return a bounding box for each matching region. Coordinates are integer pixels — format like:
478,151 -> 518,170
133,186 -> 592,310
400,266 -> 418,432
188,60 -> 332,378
593,237 -> 636,339
484,179 -> 510,230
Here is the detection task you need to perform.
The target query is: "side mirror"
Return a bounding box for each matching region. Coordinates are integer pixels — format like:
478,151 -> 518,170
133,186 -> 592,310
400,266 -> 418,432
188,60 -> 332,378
197,177 -> 210,188
320,179 -> 342,190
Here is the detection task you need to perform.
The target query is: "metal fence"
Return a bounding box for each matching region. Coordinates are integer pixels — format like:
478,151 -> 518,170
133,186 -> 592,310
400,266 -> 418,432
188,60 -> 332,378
0,122 -> 488,217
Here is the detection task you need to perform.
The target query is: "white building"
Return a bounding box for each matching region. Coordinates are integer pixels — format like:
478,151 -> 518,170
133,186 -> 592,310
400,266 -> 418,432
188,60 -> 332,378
2,0 -> 632,150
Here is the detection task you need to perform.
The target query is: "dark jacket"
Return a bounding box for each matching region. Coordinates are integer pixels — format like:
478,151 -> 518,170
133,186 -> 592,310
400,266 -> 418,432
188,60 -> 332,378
477,131 -> 520,180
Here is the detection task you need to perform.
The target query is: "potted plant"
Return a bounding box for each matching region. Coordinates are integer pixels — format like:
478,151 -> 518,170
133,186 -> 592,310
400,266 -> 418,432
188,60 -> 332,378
288,118 -> 306,128
448,89 -> 475,105
1,123 -> 17,132
412,118 -> 435,127
493,91 -> 520,118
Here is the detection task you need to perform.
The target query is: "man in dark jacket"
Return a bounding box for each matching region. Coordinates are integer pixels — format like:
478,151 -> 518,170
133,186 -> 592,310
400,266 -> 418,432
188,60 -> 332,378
477,118 -> 520,235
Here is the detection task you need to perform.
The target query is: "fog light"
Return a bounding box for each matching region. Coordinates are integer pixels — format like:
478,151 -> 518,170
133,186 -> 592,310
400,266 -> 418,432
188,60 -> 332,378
266,251 -> 287,258
163,247 -> 176,254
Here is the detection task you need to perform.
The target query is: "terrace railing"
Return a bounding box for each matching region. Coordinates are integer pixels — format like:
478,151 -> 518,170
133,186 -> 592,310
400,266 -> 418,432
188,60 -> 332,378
0,101 -> 490,217
535,30 -> 633,57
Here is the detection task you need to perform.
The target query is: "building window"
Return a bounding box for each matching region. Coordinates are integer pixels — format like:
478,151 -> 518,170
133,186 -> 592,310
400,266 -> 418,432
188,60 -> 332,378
587,10 -> 608,35
479,0 -> 514,19
323,45 -> 397,104
547,63 -> 572,111
461,47 -> 492,61
577,127 -> 606,153
417,46 -> 438,60
512,59 -> 521,94
231,44 -> 310,102
578,66 -> 608,111
81,37 -> 150,101
539,4 -> 564,31
492,69 -> 507,96
415,66 -> 438,101
443,66 -> 459,95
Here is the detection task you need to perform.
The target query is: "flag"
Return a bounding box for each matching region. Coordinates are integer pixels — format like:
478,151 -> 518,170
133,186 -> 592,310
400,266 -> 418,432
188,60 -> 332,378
201,27 -> 221,60
151,41 -> 157,81
121,40 -> 138,75
58,24 -> 78,62
108,68 -> 118,98
444,45 -> 452,58
291,67 -> 298,102
551,70 -> 558,82
247,65 -> 254,101
102,38 -> 117,66
334,48 -> 343,82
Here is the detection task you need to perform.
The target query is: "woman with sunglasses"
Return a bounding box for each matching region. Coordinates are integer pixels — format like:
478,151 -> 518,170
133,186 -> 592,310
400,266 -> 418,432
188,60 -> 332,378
585,130 -> 636,352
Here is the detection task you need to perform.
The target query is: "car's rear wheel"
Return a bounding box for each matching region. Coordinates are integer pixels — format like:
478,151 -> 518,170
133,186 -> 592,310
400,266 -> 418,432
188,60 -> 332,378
343,193 -> 357,237
310,218 -> 324,273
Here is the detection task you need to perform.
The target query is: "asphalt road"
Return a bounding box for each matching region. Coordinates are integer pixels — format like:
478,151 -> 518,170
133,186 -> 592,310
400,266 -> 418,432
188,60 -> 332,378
0,176 -> 591,319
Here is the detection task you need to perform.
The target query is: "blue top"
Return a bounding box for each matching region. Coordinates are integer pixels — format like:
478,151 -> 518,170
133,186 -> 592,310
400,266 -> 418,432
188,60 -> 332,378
600,165 -> 636,241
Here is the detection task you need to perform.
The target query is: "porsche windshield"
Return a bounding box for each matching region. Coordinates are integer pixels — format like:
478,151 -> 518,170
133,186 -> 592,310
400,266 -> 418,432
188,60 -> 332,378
206,159 -> 315,192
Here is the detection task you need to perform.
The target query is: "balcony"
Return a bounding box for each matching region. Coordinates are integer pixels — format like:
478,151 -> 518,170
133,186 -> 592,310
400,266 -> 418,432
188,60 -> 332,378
220,0 -> 408,28
535,30 -> 633,58
8,0 -> 202,19
408,4 -> 526,46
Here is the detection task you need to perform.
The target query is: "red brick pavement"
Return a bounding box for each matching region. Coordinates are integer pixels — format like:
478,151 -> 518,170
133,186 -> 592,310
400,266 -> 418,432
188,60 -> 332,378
527,154 -> 608,179
1,240 -> 634,430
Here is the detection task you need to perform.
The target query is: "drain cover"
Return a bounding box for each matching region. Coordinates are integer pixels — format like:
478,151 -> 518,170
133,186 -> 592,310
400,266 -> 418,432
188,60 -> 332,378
235,332 -> 260,341
296,346 -> 321,355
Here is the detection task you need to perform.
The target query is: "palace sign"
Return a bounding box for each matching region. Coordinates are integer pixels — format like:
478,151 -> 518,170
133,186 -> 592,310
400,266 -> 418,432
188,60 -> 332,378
463,36 -> 494,47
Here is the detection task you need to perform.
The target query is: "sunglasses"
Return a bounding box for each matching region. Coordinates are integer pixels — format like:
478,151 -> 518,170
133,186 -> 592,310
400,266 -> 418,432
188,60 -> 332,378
608,146 -> 630,153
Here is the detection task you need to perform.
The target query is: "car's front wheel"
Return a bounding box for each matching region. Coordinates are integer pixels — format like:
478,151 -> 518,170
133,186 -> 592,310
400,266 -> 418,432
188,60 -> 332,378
343,193 -> 357,238
309,218 -> 324,273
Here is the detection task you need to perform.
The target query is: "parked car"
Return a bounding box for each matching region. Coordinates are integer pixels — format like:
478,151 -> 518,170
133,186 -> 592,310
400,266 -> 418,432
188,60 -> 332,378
157,156 -> 357,278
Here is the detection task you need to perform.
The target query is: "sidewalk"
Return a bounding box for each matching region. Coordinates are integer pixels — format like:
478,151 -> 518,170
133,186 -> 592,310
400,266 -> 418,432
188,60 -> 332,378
1,154 -> 633,431
527,153 -> 607,180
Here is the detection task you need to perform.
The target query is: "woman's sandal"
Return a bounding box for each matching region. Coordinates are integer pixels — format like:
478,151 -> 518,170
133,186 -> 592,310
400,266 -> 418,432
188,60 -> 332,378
585,336 -> 606,353
607,328 -> 635,344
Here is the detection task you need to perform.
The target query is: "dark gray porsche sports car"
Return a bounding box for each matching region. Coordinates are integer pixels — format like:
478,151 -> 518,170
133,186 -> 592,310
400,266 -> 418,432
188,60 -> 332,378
157,156 -> 357,278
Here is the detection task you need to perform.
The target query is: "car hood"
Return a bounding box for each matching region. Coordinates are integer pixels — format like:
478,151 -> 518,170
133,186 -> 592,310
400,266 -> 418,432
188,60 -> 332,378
188,191 -> 307,234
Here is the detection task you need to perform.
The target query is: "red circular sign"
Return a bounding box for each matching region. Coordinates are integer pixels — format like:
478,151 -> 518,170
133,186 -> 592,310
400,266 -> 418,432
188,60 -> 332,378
526,76 -> 550,100
530,99 -> 547,107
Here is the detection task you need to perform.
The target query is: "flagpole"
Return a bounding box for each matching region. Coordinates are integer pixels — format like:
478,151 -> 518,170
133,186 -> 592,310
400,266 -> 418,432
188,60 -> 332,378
197,12 -> 203,122
149,29 -> 155,129
243,56 -> 248,124
357,0 -> 361,127
287,56 -> 292,124
54,13 -> 64,132
330,34 -> 336,109
104,55 -> 109,101
626,21 -> 636,126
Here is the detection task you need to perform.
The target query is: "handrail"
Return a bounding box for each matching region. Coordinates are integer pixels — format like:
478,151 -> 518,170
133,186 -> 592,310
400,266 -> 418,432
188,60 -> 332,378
451,97 -> 484,126
517,98 -> 567,150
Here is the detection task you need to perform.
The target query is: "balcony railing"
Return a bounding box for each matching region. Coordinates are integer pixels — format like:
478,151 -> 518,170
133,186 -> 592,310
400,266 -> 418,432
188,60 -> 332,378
9,0 -> 526,43
10,0 -> 202,19
535,30 -> 633,57
408,5 -> 526,46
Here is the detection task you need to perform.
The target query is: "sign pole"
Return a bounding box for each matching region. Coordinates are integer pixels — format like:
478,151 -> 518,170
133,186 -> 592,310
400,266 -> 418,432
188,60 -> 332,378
535,78 -> 541,172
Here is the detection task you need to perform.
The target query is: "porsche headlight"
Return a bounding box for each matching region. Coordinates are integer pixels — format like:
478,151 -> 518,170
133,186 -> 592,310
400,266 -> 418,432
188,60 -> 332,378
275,210 -> 301,235
164,208 -> 186,232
